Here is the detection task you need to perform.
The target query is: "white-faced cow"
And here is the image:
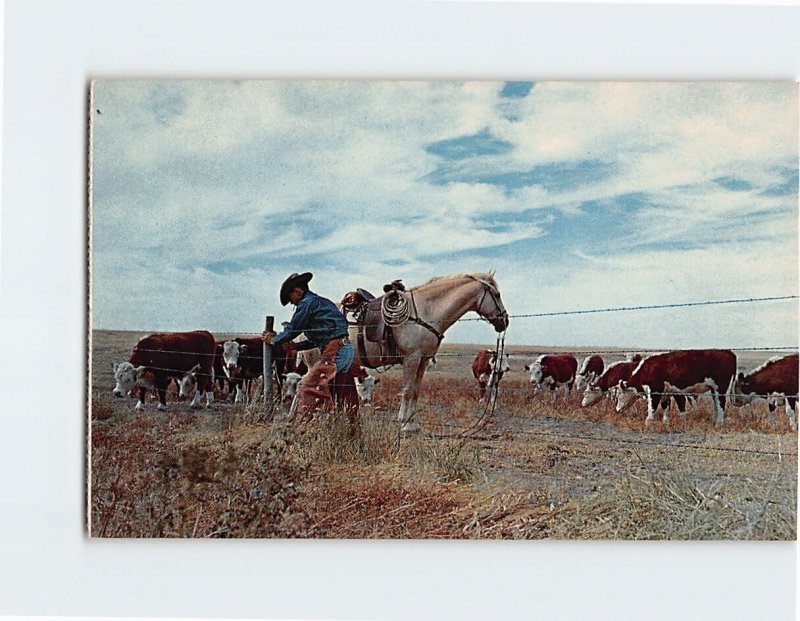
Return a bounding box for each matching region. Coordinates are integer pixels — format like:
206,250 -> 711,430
615,349 -> 737,427
472,349 -> 511,401
112,330 -> 216,410
735,353 -> 799,430
580,356 -> 643,407
574,354 -> 605,393
525,354 -> 578,402
222,338 -> 298,403
211,340 -> 234,399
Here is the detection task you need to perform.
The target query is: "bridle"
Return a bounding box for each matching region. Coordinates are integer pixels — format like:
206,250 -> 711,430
469,275 -> 508,327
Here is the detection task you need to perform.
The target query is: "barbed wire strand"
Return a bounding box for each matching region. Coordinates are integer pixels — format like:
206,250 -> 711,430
111,344 -> 800,361
104,293 -> 798,336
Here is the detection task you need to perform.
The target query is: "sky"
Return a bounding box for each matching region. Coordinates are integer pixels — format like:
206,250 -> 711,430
90,80 -> 798,349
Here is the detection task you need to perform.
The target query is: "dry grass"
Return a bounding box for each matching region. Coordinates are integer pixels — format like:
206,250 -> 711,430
90,333 -> 797,539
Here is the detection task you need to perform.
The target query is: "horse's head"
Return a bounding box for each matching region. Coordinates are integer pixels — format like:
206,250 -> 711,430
471,275 -> 509,333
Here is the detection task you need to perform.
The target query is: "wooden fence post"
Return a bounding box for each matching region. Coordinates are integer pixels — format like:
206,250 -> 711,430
263,315 -> 274,420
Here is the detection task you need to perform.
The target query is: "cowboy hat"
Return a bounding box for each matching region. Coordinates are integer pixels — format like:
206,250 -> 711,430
280,272 -> 313,306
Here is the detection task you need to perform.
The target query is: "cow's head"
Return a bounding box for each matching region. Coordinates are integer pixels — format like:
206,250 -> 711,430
732,371 -> 759,406
526,359 -> 544,385
177,364 -> 202,397
614,380 -> 639,412
222,340 -> 244,376
581,381 -> 604,407
112,362 -> 152,396
282,372 -> 303,402
490,351 -> 511,374
355,375 -> 380,403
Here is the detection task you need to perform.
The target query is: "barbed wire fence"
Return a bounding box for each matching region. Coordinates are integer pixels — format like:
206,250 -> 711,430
97,292 -> 799,459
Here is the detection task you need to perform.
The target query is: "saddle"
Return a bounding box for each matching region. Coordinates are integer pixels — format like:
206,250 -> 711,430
341,281 -> 406,368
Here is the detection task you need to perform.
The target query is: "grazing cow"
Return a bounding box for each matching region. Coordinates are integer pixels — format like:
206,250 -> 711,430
222,338 -> 298,403
581,357 -> 643,407
735,353 -> 799,430
112,330 -> 216,410
472,349 -> 511,401
574,354 -> 605,393
525,354 -> 578,402
615,349 -> 737,426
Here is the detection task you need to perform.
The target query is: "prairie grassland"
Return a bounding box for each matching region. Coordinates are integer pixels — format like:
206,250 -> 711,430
90,331 -> 797,539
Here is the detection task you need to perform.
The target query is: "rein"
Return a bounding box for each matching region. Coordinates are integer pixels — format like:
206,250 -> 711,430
428,328 -> 508,441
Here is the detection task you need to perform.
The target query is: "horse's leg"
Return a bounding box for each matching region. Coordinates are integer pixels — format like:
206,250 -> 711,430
398,352 -> 422,432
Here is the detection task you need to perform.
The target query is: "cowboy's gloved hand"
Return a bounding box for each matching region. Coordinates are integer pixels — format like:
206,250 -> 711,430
261,331 -> 276,344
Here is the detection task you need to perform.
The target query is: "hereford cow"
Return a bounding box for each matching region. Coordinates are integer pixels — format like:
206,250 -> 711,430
525,354 -> 578,402
574,354 -> 605,393
735,353 -> 799,430
580,356 -> 642,407
212,341 -> 234,399
472,349 -> 511,401
112,330 -> 216,410
615,349 -> 737,426
222,338 -> 298,403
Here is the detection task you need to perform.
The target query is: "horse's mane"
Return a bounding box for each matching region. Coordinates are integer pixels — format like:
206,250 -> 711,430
413,271 -> 498,291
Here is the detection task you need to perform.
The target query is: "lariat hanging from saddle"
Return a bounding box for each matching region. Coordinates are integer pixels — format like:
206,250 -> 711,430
381,279 -> 410,326
340,279 -> 443,369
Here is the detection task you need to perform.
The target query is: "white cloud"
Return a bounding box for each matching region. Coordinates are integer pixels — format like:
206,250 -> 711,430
91,80 -> 798,351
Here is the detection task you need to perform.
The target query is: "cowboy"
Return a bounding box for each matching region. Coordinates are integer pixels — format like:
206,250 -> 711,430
262,272 -> 360,430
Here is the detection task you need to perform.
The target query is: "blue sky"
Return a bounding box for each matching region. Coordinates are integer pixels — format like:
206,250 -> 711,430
91,81 -> 798,348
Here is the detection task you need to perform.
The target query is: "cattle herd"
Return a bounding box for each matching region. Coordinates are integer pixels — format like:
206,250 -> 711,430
111,331 -> 798,432
111,330 -> 380,413
511,349 -> 798,430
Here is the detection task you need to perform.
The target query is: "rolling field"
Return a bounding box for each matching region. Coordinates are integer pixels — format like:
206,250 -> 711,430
90,330 -> 797,539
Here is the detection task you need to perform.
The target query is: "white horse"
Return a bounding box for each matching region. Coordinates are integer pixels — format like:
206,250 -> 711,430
349,272 -> 509,432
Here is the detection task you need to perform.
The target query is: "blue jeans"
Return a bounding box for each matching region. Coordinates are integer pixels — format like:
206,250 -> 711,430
335,343 -> 355,374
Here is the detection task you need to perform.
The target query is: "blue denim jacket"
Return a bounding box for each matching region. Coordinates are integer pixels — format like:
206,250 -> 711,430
272,290 -> 350,351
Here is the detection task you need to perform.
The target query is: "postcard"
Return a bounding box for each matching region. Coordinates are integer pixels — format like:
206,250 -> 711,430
89,80 -> 798,539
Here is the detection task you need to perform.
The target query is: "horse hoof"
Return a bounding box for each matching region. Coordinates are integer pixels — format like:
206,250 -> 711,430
401,422 -> 421,433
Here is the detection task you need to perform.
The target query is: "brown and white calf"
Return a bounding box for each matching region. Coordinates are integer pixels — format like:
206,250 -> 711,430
112,330 -> 216,410
581,356 -> 642,407
472,349 -> 511,401
734,353 -> 798,430
615,349 -> 737,426
574,354 -> 605,393
525,354 -> 578,402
